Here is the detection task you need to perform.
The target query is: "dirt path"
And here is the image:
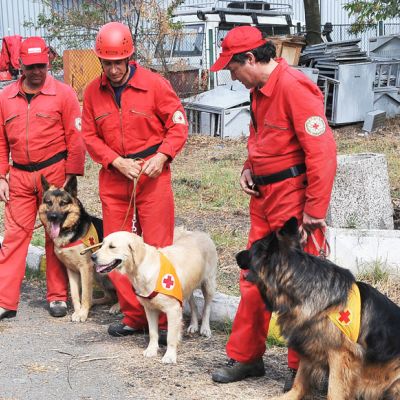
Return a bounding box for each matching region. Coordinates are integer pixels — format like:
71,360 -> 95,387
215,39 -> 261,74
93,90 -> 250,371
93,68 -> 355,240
0,279 -> 325,400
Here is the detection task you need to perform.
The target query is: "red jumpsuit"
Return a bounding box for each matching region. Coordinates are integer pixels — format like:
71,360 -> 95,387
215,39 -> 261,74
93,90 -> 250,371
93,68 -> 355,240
82,63 -> 188,329
226,59 -> 337,369
0,75 -> 85,310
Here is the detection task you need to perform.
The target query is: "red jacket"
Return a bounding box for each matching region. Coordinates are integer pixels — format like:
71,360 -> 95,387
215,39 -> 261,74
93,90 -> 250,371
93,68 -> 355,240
0,36 -> 22,72
82,63 -> 188,168
0,75 -> 85,176
244,58 -> 337,219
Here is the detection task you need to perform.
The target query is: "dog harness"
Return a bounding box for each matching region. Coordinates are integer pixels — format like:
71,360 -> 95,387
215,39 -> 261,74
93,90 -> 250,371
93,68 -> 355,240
62,223 -> 100,249
134,252 -> 183,305
328,283 -> 361,342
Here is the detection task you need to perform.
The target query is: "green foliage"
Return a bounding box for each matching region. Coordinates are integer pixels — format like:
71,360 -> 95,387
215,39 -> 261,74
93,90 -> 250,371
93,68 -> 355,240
343,0 -> 400,34
23,0 -> 185,66
31,228 -> 45,248
357,260 -> 390,284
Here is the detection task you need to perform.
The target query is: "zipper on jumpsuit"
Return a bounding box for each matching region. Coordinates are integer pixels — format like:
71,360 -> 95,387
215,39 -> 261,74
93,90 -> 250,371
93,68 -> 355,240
105,85 -> 136,229
24,101 -> 38,194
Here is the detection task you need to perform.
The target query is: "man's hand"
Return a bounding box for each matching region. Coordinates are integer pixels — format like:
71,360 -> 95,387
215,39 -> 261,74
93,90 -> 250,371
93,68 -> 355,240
240,168 -> 259,196
142,153 -> 168,178
111,156 -> 143,180
0,179 -> 9,203
302,212 -> 326,231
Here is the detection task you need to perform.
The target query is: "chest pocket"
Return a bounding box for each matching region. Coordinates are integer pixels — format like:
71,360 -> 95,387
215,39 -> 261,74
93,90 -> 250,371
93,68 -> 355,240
36,111 -> 61,131
258,119 -> 291,155
94,111 -> 119,146
127,106 -> 157,140
3,114 -> 21,145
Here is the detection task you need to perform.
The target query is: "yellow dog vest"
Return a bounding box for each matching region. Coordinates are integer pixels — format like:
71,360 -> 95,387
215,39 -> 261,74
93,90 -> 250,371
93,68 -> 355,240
328,283 -> 361,342
62,222 -> 99,248
154,252 -> 183,303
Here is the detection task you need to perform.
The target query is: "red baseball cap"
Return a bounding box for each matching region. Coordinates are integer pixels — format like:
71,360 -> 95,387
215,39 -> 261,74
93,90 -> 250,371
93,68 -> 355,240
20,37 -> 49,65
210,26 -> 266,72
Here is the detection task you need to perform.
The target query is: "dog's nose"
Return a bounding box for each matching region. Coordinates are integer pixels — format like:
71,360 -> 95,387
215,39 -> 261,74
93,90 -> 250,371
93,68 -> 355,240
91,253 -> 97,263
47,212 -> 60,221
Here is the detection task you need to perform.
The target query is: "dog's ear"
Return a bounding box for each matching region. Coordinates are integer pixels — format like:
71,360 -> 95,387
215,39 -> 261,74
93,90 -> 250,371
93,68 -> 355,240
128,234 -> 145,267
64,175 -> 78,197
279,217 -> 299,237
236,250 -> 250,269
41,175 -> 50,192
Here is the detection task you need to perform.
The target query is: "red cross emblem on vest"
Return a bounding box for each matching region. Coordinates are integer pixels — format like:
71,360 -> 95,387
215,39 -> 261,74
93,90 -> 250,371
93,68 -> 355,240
162,274 -> 175,290
338,310 -> 351,325
89,237 -> 95,246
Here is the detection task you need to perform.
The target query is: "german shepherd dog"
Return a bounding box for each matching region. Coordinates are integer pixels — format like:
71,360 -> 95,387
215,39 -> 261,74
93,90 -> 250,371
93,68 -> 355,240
39,175 -> 118,322
236,218 -> 400,400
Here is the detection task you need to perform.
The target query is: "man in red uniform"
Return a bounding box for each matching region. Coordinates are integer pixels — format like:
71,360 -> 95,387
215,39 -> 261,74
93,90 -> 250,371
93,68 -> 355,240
210,27 -> 337,392
82,22 -> 188,338
0,37 -> 85,320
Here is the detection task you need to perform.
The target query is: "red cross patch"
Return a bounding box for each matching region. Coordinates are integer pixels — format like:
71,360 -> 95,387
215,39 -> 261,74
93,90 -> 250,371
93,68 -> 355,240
162,274 -> 175,290
305,116 -> 326,136
88,237 -> 95,246
338,310 -> 351,325
172,110 -> 186,125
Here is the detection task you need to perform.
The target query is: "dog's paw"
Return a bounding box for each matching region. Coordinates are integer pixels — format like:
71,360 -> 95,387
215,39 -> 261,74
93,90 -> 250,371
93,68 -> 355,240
108,302 -> 120,315
71,310 -> 88,322
161,350 -> 177,364
187,323 -> 199,334
143,346 -> 158,358
200,325 -> 212,338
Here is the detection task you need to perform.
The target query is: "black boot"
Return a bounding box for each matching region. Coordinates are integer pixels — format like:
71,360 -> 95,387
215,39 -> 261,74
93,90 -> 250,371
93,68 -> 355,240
0,308 -> 17,321
283,368 -> 297,393
212,358 -> 265,383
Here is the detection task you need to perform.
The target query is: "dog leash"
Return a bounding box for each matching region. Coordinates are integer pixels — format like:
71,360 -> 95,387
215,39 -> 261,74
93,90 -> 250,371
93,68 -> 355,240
81,160 -> 145,256
299,226 -> 330,259
120,158 -> 145,233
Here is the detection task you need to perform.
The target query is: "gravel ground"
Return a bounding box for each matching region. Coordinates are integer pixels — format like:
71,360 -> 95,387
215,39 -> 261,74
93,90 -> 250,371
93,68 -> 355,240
0,280 -> 326,400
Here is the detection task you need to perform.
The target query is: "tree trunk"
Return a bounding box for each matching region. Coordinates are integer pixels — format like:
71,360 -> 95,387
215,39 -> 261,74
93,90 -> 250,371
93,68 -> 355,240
303,0 -> 323,45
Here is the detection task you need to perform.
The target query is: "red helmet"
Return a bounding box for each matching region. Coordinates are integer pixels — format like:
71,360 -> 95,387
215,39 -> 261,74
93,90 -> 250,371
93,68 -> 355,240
95,22 -> 134,60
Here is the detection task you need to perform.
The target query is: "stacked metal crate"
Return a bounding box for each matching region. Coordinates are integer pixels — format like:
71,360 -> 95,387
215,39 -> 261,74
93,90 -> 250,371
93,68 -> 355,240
369,35 -> 400,118
300,40 -> 375,125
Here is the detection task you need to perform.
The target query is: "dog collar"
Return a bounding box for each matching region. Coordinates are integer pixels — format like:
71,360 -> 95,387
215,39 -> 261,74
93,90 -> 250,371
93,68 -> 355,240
62,223 -> 99,249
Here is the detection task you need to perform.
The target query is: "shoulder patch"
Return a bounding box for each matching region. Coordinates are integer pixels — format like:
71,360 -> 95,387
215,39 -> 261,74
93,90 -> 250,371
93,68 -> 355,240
172,110 -> 186,125
305,116 -> 326,136
75,117 -> 82,132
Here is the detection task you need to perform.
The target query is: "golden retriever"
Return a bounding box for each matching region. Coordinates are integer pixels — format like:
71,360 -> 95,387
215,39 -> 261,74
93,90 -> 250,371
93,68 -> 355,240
91,227 -> 217,363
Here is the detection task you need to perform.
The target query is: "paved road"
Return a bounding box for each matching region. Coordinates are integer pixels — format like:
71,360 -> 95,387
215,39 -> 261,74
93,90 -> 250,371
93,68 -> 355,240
0,280 -> 318,400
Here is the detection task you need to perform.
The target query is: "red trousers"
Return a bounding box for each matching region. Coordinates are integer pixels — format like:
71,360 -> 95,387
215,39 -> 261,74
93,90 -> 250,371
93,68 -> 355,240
0,163 -> 69,310
226,174 -> 325,369
99,165 -> 174,330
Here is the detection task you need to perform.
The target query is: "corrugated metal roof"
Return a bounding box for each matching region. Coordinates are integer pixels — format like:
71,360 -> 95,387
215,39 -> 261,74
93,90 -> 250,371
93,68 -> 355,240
0,0 -> 48,38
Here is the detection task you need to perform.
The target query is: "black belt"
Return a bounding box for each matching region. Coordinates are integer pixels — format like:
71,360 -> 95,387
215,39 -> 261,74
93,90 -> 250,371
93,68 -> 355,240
252,163 -> 306,186
125,143 -> 161,160
13,150 -> 68,172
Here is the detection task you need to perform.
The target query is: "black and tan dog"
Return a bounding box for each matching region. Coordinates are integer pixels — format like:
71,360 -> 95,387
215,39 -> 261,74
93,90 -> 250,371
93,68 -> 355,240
39,175 -> 118,322
237,217 -> 400,400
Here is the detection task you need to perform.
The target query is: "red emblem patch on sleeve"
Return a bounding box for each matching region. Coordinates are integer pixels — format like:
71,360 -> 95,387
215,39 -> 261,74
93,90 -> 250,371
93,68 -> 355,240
305,116 -> 326,136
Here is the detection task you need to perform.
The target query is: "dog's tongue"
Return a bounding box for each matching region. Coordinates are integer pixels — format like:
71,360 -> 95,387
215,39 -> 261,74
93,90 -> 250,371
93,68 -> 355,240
49,222 -> 61,239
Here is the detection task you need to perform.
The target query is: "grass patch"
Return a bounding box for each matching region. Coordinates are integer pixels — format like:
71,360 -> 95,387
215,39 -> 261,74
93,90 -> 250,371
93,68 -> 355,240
31,227 -> 46,248
357,260 -> 390,284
